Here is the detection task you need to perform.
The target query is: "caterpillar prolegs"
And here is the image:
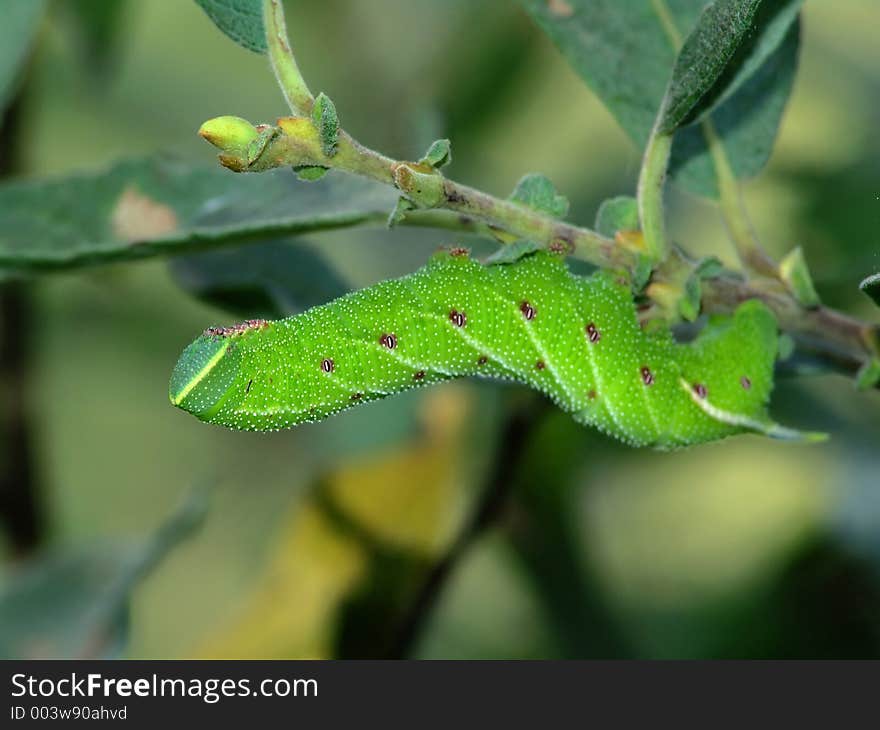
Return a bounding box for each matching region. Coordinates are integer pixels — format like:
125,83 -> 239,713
170,249 -> 811,448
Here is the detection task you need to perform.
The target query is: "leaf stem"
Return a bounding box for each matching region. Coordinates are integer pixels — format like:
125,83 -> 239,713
702,118 -> 779,276
263,0 -> 315,115
637,124 -> 672,262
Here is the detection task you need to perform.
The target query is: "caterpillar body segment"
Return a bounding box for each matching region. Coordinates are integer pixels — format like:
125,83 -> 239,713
170,250 -> 802,447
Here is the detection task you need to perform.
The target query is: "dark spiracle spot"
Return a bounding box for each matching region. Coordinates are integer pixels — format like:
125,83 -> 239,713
321,358 -> 334,373
477,355 -> 488,365
449,309 -> 467,328
350,392 -> 363,401
413,370 -> 425,380
640,366 -> 654,386
379,333 -> 397,349
535,360 -> 546,370
520,301 -> 537,320
245,379 -> 253,394
587,389 -> 597,400
693,383 -> 708,399
586,323 -> 600,343
740,376 -> 752,390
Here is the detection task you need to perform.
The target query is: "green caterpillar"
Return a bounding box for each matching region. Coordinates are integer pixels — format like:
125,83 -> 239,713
170,249 -> 812,448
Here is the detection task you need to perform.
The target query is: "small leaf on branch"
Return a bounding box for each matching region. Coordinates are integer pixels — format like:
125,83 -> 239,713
509,173 -> 569,219
679,274 -> 702,322
387,196 -> 416,227
695,256 -> 725,280
293,165 -> 329,181
779,246 -> 820,308
859,272 -> 880,308
855,358 -> 880,391
595,195 -> 639,237
485,239 -> 542,265
420,139 -> 452,169
311,92 -> 339,157
856,357 -> 880,390
777,333 -> 795,361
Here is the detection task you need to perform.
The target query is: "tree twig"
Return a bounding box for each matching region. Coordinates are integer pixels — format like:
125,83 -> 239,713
387,396 -> 547,659
0,93 -> 43,556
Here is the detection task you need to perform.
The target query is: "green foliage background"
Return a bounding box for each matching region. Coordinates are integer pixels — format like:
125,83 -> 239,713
0,0 -> 879,658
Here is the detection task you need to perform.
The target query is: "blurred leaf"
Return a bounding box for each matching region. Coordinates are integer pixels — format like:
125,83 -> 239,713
0,0 -> 45,110
0,489 -> 207,659
57,0 -> 129,76
169,239 -> 350,319
595,195 -> 639,238
860,273 -> 880,308
194,0 -> 266,54
518,0 -> 801,197
509,173 -> 569,218
0,158 -> 397,274
679,273 -> 702,322
695,256 -> 725,280
660,0 -> 761,133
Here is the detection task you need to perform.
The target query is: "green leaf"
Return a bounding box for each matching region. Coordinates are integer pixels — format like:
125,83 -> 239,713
0,158 -> 398,275
595,195 -> 639,237
509,173 -> 569,219
387,195 -> 416,228
632,254 -> 653,291
777,333 -> 795,361
170,239 -> 350,319
679,273 -> 702,322
860,273 -> 880,308
194,0 -> 266,54
669,19 -> 800,196
293,164 -> 329,181
485,239 -> 542,265
420,139 -> 452,169
0,489 -> 207,659
855,359 -> 880,392
0,0 -> 45,109
518,0 -> 802,197
695,256 -> 725,280
658,0 -> 761,133
779,246 -> 820,308
312,92 -> 339,158
678,0 -> 805,128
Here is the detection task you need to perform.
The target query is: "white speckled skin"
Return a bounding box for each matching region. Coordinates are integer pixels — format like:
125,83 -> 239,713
170,250 -> 779,448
